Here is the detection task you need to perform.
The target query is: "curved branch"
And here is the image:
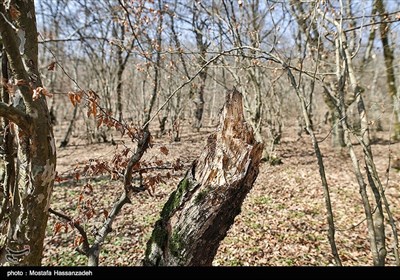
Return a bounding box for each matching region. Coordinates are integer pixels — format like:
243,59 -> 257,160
123,129 -> 150,190
48,208 -> 90,254
0,102 -> 31,133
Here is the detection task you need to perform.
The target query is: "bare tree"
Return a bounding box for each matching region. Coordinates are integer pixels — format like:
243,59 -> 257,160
374,0 -> 400,139
191,0 -> 209,132
317,2 -> 398,265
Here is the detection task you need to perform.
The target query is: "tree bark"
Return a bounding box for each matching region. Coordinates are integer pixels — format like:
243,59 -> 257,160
0,1 -> 56,266
59,104 -> 77,148
192,1 -> 208,132
374,0 -> 400,139
284,66 -> 342,266
143,89 -> 263,266
318,8 -> 389,265
0,48 -> 16,231
290,0 -> 347,147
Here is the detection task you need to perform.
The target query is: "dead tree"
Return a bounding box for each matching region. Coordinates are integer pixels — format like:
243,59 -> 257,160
143,88 -> 263,266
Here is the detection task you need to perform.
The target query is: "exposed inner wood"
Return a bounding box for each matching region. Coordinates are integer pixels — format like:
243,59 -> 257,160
144,88 -> 263,266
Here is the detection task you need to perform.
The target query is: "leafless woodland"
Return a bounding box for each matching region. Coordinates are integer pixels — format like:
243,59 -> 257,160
1,0 -> 400,266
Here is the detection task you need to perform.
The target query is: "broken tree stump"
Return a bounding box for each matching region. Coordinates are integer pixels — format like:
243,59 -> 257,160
143,88 -> 264,266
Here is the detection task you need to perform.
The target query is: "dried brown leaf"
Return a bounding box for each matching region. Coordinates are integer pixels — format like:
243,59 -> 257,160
33,87 -> 52,101
97,116 -> 103,128
160,146 -> 169,156
15,79 -> 27,86
9,5 -> 21,20
68,92 -> 77,106
47,61 -> 57,71
53,222 -> 63,235
83,183 -> 93,194
74,236 -> 84,247
32,87 -> 42,101
87,100 -> 97,117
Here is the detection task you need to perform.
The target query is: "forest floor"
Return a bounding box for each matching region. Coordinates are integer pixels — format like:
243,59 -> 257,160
42,120 -> 400,266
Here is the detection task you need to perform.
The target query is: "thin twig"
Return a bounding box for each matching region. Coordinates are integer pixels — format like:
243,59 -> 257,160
48,208 -> 90,254
0,12 -> 17,31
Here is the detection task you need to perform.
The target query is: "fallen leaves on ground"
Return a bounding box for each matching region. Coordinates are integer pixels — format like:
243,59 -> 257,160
43,123 -> 400,266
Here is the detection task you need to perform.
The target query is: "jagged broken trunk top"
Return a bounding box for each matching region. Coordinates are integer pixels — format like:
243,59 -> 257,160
144,88 -> 264,266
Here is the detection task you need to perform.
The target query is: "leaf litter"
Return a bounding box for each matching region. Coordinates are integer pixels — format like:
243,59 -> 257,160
43,123 -> 400,266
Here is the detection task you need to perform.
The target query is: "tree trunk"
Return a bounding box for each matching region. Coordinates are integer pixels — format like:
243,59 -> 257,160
0,49 -> 16,234
332,110 -> 345,148
322,87 -> 345,148
290,1 -> 347,148
59,104 -> 78,148
284,65 -> 342,266
374,0 -> 400,139
143,89 -> 263,266
0,1 -> 56,265
193,80 -> 205,132
318,9 -> 389,265
115,23 -> 129,123
192,1 -> 208,132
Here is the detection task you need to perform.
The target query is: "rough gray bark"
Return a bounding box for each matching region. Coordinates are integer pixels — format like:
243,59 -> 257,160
143,89 -> 263,266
